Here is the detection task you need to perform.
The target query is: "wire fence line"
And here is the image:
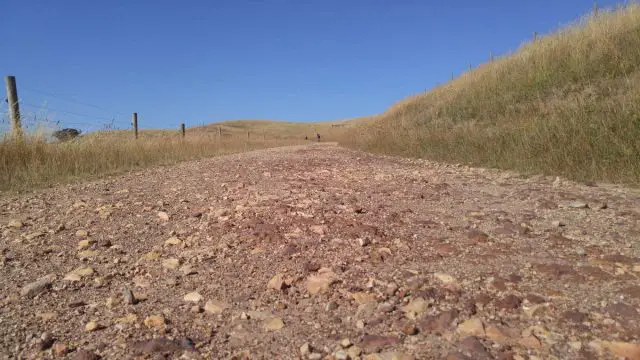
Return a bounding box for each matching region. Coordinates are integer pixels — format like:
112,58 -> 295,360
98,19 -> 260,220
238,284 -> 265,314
2,82 -> 137,136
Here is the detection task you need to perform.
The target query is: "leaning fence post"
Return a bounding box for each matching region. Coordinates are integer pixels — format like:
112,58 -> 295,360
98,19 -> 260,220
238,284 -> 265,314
132,113 -> 138,139
180,123 -> 185,138
4,76 -> 23,140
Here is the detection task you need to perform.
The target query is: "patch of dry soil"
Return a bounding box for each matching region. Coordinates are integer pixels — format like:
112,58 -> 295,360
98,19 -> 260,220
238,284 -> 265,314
1,143 -> 639,360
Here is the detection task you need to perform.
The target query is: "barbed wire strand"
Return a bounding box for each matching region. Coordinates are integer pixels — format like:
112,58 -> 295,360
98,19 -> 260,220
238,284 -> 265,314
20,86 -> 123,115
21,102 -> 129,124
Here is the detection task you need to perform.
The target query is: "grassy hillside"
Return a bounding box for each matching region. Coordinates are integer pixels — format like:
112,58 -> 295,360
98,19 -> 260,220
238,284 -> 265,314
338,4 -> 640,185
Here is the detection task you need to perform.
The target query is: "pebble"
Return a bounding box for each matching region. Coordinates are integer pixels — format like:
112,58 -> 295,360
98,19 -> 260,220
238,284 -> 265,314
39,332 -> 54,350
85,321 -> 100,332
20,274 -> 56,298
575,247 -> 586,256
164,236 -> 182,245
162,258 -> 180,270
75,229 -> 89,237
204,299 -> 228,314
52,342 -> 67,355
123,286 -> 136,305
358,238 -> 371,247
264,317 -> 285,331
144,315 -> 166,332
183,291 -> 203,302
157,211 -> 170,221
300,343 -> 311,356
7,219 -> 23,229
268,273 -> 287,290
568,201 -> 589,209
456,318 -> 485,337
340,338 -> 352,348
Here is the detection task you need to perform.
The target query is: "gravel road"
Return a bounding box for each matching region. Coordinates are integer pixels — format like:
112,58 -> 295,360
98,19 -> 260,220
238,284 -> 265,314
1,143 -> 639,359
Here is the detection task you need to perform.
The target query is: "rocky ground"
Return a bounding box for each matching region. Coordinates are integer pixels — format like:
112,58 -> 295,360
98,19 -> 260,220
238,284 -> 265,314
1,143 -> 639,360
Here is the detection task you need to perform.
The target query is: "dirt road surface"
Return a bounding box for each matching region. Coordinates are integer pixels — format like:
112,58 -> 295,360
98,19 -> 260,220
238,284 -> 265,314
1,143 -> 639,360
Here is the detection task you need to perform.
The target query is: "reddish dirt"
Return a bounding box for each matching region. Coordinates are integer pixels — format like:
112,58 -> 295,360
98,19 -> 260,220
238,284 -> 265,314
1,143 -> 639,360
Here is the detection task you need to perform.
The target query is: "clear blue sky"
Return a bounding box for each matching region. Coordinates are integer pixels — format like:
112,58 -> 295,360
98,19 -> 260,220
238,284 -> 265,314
0,0 -> 622,131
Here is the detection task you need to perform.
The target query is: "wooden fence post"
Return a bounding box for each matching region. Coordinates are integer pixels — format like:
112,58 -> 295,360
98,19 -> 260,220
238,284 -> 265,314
132,113 -> 138,139
4,76 -> 22,140
180,123 -> 185,138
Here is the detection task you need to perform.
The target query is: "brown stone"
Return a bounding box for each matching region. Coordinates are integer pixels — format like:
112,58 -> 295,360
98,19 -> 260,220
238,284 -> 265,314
419,309 -> 458,334
359,335 -> 400,353
525,293 -> 546,304
459,337 -> 492,360
494,294 -> 521,311
563,310 -> 588,323
466,230 -> 489,244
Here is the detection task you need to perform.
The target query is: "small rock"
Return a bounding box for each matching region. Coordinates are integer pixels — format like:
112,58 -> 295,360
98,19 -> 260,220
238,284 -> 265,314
268,273 -> 288,291
183,291 -> 203,302
73,350 -> 100,360
39,332 -> 54,350
263,317 -> 285,331
467,229 -> 489,244
358,238 -> 371,247
204,299 -> 229,314
144,315 -> 166,332
308,353 -> 323,360
157,211 -> 170,221
340,338 -> 352,348
77,250 -> 98,259
306,268 -> 337,294
551,220 -> 565,227
164,236 -> 182,246
20,274 -> 56,298
85,321 -> 101,332
300,343 -> 311,356
335,350 -> 348,360
568,201 -> 589,209
190,305 -> 202,313
575,247 -> 586,256
180,265 -> 197,275
402,297 -> 430,319
304,261 -> 321,272
356,320 -> 365,329
162,258 -> 180,270
7,219 -> 23,229
123,286 -> 136,305
75,229 -> 89,237
494,294 -> 522,311
456,318 -> 485,337
77,239 -> 93,250
434,272 -> 456,284
52,342 -> 68,355
402,323 -> 418,335
352,291 -> 377,305
347,346 -> 362,359
360,335 -> 400,353
590,340 -> 640,359
459,336 -> 492,360
310,225 -> 327,235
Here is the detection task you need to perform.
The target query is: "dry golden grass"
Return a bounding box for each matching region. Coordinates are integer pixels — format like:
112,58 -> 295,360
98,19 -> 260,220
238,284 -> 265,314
338,4 -> 640,185
0,129 -> 305,192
